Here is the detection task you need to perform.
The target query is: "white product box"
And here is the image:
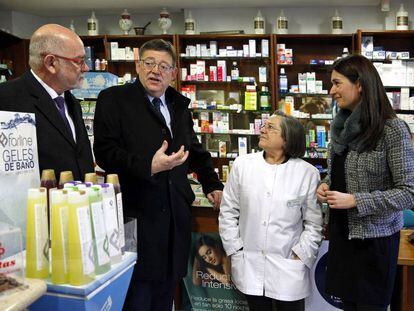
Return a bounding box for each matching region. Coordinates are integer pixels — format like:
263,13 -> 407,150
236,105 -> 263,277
406,61 -> 414,86
217,60 -> 227,82
401,87 -> 410,110
181,68 -> 187,81
110,42 -> 119,60
209,66 -> 217,81
361,36 -> 374,52
196,60 -> 205,81
261,39 -> 269,57
315,80 -> 323,94
373,51 -> 386,60
386,51 -> 398,60
117,48 -> 126,60
397,52 -> 410,59
259,67 -> 267,83
243,45 -> 249,57
201,44 -> 208,57
190,64 -> 198,80
238,137 -> 247,156
196,44 -> 201,57
249,40 -> 256,57
298,73 -> 307,93
210,41 -> 217,57
306,72 -> 316,94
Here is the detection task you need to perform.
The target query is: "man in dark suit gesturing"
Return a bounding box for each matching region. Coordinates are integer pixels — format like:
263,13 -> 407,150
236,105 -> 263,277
93,39 -> 223,310
0,24 -> 94,180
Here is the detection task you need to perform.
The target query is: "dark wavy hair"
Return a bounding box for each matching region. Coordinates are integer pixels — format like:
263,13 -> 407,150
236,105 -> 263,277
331,54 -> 396,152
194,235 -> 225,272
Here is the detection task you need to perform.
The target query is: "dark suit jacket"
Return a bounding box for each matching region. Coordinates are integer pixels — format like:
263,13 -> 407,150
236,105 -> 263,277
93,79 -> 223,281
0,71 -> 94,180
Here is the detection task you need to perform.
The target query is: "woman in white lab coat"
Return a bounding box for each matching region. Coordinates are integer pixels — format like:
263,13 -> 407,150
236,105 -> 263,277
219,112 -> 323,311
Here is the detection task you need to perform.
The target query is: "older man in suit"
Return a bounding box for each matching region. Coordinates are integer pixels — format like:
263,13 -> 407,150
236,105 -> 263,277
93,39 -> 223,310
0,24 -> 94,180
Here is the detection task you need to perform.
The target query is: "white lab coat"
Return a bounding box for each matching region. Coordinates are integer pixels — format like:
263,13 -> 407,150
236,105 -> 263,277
219,152 -> 323,301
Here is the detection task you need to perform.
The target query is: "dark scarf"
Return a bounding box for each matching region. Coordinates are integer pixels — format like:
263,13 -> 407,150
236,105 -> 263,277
330,105 -> 363,155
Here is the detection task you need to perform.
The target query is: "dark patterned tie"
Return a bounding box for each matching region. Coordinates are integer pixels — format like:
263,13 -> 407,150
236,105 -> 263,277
152,97 -> 165,123
54,96 -> 72,135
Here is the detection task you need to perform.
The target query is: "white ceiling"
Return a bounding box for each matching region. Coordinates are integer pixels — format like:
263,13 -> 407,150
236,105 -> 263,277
0,0 -> 382,17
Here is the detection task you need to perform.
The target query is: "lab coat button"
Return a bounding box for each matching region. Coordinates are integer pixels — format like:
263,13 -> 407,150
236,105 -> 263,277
262,221 -> 266,226
266,192 -> 271,197
262,250 -> 266,255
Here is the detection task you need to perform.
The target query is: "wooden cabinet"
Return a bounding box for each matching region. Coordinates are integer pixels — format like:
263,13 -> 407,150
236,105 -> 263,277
176,34 -> 275,181
0,30 -> 29,80
355,30 -> 414,135
272,34 -> 355,175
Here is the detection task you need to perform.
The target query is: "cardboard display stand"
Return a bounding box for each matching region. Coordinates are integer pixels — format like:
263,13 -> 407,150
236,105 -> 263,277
29,252 -> 136,311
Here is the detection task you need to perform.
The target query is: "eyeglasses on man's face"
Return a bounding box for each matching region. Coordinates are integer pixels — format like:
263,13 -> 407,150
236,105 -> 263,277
140,59 -> 174,74
260,123 -> 281,132
48,54 -> 87,68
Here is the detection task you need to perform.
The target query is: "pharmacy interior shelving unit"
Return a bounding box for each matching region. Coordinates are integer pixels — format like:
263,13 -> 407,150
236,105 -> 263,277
273,34 -> 355,175
78,34 -> 175,141
0,30 -> 29,81
356,29 -> 414,138
176,34 -> 276,182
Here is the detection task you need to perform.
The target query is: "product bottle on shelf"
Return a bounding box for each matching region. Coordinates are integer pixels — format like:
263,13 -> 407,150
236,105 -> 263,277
87,11 -> 99,36
84,172 -> 98,184
26,187 -> 49,279
41,169 -> 57,189
244,85 -> 258,111
67,190 -> 95,285
259,86 -> 271,111
59,171 -> 74,189
279,68 -> 288,94
50,189 -> 69,284
106,174 -> 125,254
101,183 -> 122,264
231,62 -> 239,81
88,185 -> 111,274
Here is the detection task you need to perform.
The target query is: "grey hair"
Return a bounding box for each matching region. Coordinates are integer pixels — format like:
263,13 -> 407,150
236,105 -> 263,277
271,111 -> 306,158
139,39 -> 177,67
29,33 -> 65,70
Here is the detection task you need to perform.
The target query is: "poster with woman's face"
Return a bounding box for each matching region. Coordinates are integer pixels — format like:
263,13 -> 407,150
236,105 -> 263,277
182,232 -> 249,311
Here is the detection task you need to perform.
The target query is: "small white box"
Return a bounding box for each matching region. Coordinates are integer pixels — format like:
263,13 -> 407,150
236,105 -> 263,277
190,64 -> 197,80
238,137 -> 247,156
210,41 -> 217,56
261,39 -> 269,57
117,48 -> 126,60
243,45 -> 249,57
196,60 -> 205,81
110,42 -> 119,60
298,73 -> 307,93
181,68 -> 187,81
196,44 -> 201,57
401,87 -> 410,110
259,67 -> 267,83
249,40 -> 256,57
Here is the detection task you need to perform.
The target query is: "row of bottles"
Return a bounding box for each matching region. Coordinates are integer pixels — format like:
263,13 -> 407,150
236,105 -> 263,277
26,170 -> 125,286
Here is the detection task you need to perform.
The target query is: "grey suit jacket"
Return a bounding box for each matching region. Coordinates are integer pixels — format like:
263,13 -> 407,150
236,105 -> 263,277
325,118 -> 414,239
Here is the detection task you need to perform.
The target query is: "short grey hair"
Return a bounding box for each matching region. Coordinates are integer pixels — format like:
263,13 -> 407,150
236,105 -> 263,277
29,33 -> 64,70
271,111 -> 306,158
139,39 -> 176,67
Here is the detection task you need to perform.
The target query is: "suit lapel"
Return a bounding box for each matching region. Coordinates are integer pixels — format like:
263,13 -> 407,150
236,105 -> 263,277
23,72 -> 76,147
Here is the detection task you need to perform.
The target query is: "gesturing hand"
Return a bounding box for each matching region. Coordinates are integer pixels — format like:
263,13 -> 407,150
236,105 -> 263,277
151,140 -> 189,175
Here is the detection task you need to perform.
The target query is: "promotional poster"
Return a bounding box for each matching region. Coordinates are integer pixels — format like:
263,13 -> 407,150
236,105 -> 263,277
183,232 -> 249,311
0,111 -> 39,241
